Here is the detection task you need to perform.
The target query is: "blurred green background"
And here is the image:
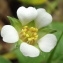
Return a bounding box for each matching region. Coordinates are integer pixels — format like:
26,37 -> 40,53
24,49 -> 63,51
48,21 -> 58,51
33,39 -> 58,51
0,0 -> 63,63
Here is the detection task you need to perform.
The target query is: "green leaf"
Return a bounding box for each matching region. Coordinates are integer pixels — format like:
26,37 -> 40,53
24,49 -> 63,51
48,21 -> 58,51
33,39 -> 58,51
48,22 -> 63,63
50,31 -> 63,63
52,22 -> 63,31
7,16 -> 22,32
0,56 -> 11,63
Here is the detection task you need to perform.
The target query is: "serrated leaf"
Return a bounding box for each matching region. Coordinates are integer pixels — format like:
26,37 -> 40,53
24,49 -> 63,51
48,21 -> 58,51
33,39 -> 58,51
7,16 -> 22,32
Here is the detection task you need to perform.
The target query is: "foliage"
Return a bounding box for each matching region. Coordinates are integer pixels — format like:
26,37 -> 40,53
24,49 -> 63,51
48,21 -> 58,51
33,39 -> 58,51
0,56 -> 11,63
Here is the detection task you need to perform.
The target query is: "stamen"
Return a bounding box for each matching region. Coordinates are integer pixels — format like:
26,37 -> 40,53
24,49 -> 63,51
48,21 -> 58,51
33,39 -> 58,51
19,26 -> 38,45
26,34 -> 29,37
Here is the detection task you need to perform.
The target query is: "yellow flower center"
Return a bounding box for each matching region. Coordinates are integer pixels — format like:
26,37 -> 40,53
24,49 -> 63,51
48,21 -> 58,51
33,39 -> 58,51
20,26 -> 38,45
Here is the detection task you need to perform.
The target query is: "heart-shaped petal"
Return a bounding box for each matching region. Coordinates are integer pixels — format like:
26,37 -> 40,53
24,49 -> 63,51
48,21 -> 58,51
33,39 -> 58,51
35,8 -> 52,29
17,6 -> 37,25
1,25 -> 19,43
20,42 -> 40,57
38,34 -> 57,52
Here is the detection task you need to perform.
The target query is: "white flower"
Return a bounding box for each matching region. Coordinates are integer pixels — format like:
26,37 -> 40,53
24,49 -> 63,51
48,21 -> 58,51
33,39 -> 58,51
1,6 -> 57,57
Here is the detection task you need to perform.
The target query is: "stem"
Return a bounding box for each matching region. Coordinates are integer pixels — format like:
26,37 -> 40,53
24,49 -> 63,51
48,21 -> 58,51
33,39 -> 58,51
47,31 -> 63,63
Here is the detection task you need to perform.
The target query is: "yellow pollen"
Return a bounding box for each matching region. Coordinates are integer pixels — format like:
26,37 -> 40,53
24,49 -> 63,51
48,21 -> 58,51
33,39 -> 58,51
20,26 -> 38,45
26,34 -> 29,37
28,38 -> 32,41
35,28 -> 38,32
33,33 -> 37,36
34,38 -> 37,40
35,35 -> 38,38
24,26 -> 28,29
31,37 -> 35,39
30,27 -> 37,32
22,32 -> 26,36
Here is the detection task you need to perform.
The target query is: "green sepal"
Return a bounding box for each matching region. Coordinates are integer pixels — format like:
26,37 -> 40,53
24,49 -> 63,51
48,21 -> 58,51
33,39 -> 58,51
38,27 -> 57,39
27,21 -> 35,27
7,16 -> 22,32
15,40 -> 22,48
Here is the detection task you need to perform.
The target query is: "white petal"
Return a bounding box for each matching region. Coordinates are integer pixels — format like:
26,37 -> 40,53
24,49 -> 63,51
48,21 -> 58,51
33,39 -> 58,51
20,42 -> 40,57
17,6 -> 37,25
35,8 -> 52,29
38,34 -> 57,52
36,8 -> 46,13
1,25 -> 19,43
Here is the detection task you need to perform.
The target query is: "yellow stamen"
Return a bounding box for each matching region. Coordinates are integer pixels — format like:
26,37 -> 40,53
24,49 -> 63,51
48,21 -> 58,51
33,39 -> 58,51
22,32 -> 26,36
19,26 -> 38,45
26,34 -> 29,37
24,26 -> 28,29
33,33 -> 37,36
35,28 -> 38,32
28,38 -> 32,41
35,35 -> 38,38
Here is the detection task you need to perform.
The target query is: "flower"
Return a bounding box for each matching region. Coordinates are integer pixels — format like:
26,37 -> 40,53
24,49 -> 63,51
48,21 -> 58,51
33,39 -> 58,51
1,6 -> 57,57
